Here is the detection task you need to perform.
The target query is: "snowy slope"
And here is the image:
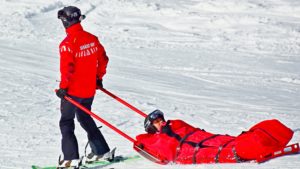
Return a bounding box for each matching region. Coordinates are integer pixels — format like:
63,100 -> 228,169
0,0 -> 299,168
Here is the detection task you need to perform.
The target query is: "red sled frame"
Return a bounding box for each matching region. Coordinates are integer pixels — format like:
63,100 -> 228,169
256,143 -> 299,163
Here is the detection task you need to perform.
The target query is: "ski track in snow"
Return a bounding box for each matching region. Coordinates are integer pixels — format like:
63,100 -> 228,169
0,0 -> 299,168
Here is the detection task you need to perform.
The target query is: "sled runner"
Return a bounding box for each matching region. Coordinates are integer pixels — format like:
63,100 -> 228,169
256,143 -> 299,163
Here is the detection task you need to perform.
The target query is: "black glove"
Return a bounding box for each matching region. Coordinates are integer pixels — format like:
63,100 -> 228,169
96,79 -> 103,89
56,88 -> 67,99
161,123 -> 172,135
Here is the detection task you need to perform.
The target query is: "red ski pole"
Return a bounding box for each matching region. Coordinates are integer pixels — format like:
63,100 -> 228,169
99,88 -> 147,118
55,90 -> 136,143
55,90 -> 168,165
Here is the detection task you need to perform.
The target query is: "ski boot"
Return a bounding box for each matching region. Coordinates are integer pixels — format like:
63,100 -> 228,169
57,155 -> 82,169
85,147 -> 116,164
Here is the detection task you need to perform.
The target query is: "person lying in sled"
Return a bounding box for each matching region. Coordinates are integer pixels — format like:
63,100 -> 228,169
135,110 -> 294,164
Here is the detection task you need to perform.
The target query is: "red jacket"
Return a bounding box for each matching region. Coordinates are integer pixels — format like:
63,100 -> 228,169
136,119 -> 293,164
59,23 -> 108,98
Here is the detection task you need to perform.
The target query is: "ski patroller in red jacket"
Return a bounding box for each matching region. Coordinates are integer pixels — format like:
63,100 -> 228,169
136,119 -> 293,164
59,23 -> 108,98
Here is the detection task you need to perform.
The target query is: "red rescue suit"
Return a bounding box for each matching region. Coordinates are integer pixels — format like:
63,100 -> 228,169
136,119 -> 293,164
59,23 -> 108,98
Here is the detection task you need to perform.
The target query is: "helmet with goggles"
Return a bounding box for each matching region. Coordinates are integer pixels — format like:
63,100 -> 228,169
57,6 -> 86,28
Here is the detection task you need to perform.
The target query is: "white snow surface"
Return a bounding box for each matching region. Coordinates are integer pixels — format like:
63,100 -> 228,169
0,0 -> 299,168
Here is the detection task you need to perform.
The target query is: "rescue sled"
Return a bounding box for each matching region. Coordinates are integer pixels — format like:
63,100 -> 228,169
56,88 -> 299,165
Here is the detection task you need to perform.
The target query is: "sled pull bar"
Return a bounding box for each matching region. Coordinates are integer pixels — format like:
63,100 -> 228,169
99,88 -> 147,118
56,90 -> 136,143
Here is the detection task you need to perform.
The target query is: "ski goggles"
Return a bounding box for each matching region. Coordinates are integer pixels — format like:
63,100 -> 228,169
57,9 -> 68,21
57,9 -> 85,21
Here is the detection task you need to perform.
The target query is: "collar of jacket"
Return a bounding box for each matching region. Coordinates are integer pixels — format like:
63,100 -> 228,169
66,23 -> 83,35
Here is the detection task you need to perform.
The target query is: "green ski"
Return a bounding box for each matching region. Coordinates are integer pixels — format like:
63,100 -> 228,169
32,155 -> 141,169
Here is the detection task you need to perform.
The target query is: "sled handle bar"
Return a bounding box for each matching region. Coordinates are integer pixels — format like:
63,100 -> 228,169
99,88 -> 147,118
55,90 -> 136,143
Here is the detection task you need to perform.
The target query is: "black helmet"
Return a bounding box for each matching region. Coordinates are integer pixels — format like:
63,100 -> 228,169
144,109 -> 165,134
57,6 -> 86,28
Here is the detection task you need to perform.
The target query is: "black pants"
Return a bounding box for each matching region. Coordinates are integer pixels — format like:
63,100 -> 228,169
59,95 -> 110,160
